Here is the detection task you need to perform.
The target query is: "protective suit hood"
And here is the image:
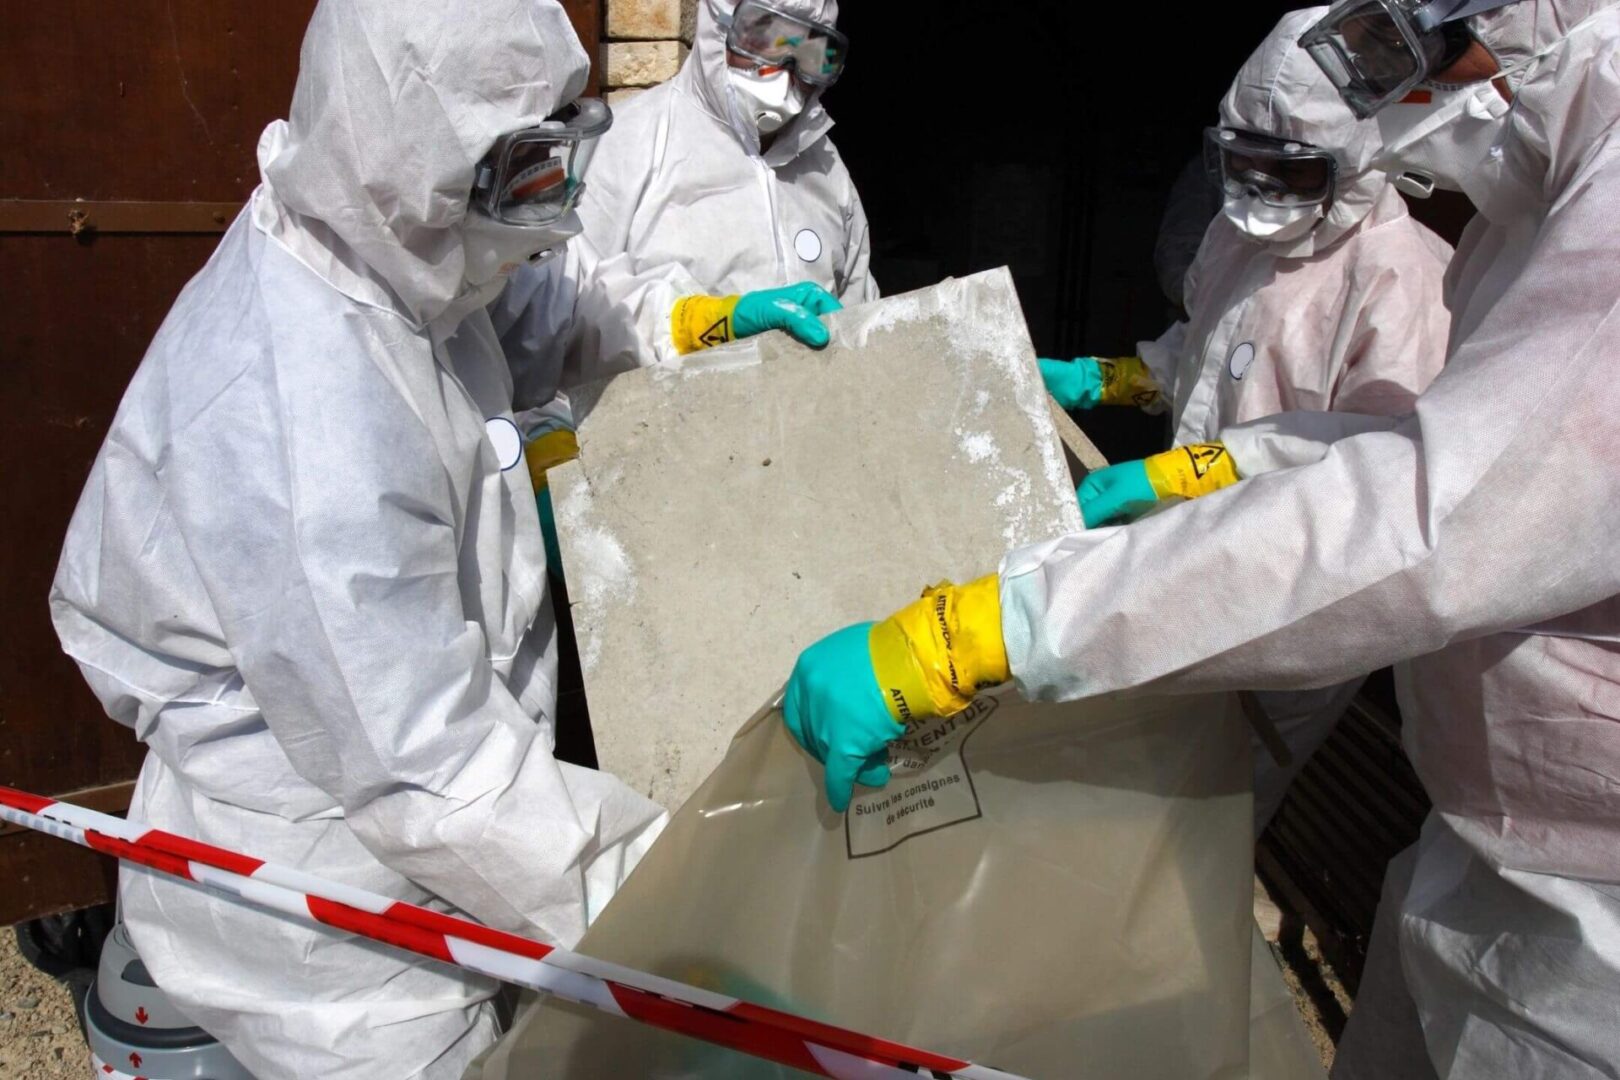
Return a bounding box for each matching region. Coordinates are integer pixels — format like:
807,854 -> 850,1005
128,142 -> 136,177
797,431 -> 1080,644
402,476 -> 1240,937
255,0 -> 590,326
1464,0 -> 1620,219
1220,7 -> 1388,258
1470,0 -> 1617,77
685,0 -> 838,164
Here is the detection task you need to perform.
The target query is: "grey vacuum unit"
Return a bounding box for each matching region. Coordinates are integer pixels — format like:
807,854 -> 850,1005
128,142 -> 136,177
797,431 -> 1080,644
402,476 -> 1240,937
84,922 -> 254,1079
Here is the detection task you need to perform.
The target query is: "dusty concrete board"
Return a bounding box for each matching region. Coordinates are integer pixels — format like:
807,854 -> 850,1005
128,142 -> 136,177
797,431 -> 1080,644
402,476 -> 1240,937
553,268 -> 1084,810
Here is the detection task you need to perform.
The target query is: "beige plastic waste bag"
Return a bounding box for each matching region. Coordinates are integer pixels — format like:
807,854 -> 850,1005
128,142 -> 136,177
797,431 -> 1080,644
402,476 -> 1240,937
470,271 -> 1283,1077
474,686 -> 1254,1078
1249,928 -> 1327,1079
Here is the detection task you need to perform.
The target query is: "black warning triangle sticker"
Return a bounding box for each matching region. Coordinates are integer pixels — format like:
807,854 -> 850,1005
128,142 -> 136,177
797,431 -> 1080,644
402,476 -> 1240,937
1186,443 -> 1227,479
698,316 -> 732,349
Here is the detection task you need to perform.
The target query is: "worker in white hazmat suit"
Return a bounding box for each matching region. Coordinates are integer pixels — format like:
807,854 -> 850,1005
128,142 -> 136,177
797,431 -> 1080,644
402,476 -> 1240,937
500,0 -> 875,384
494,0 -> 876,566
782,2 -> 1620,1076
48,2 -> 667,1077
1044,8 -> 1455,830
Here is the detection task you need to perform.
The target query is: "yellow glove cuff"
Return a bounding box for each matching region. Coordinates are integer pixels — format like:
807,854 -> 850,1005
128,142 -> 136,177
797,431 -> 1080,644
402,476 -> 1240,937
671,294 -> 741,355
868,574 -> 1009,725
1097,356 -> 1164,410
524,429 -> 579,493
1143,442 -> 1241,501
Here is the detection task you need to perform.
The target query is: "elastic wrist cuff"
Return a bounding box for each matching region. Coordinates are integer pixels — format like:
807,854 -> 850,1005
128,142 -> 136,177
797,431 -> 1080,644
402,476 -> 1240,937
1098,356 -> 1164,410
869,618 -> 939,725
1144,442 -> 1241,500
671,294 -> 740,355
869,574 -> 1009,724
524,429 -> 579,493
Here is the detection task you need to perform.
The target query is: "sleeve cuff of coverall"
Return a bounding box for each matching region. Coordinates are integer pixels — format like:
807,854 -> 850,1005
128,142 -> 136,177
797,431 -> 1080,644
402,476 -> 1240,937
995,539 -> 1087,704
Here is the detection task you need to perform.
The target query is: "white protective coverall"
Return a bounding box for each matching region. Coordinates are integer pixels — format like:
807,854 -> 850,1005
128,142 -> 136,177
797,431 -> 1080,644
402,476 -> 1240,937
999,2 -> 1620,1076
502,0 -> 877,377
48,2 -> 666,1077
1139,8 -> 1454,830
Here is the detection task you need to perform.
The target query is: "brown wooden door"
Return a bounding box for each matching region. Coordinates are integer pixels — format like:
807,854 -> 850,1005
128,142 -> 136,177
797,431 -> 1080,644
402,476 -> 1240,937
0,0 -> 600,925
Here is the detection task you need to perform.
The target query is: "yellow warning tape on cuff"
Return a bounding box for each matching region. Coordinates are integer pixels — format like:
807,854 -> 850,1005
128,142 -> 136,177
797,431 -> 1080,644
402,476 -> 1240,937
524,429 -> 579,494
1143,442 -> 1241,501
671,294 -> 741,355
868,574 -> 1010,725
1097,356 -> 1164,410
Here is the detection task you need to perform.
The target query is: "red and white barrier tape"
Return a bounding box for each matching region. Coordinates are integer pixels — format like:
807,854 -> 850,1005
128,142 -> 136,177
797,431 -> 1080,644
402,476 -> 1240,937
0,785 -> 1024,1080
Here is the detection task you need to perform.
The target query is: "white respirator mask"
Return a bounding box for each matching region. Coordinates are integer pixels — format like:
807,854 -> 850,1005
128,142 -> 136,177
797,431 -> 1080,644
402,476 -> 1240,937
728,67 -> 806,135
1222,194 -> 1324,243
459,210 -> 578,302
1374,80 -> 1513,199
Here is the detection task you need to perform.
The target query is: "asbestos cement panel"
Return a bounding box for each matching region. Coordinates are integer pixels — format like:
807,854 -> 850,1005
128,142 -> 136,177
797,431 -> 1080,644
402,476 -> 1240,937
552,267 -> 1085,810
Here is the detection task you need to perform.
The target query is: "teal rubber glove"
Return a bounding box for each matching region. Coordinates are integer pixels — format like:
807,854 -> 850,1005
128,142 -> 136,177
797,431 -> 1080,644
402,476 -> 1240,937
537,486 -> 563,584
783,622 -> 902,812
733,282 -> 843,349
1078,459 -> 1159,528
1038,357 -> 1107,410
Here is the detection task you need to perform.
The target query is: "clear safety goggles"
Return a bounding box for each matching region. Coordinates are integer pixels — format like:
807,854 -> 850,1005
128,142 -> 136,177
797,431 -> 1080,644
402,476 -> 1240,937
1297,0 -> 1511,119
1204,128 -> 1339,209
721,0 -> 848,86
470,97 -> 612,227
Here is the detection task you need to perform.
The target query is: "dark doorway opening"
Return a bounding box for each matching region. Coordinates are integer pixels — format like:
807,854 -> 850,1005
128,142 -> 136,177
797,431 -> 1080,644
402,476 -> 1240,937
825,1 -> 1302,461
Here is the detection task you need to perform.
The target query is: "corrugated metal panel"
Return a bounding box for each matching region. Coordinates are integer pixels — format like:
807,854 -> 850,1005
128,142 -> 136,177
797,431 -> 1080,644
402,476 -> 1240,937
1258,673 -> 1431,993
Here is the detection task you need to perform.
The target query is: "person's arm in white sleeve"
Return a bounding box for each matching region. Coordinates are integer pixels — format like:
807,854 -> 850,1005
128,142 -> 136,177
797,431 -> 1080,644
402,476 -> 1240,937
842,184 -> 880,304
169,358 -> 662,944
1003,151 -> 1620,703
1136,319 -> 1187,397
1221,409 -> 1403,475
571,234 -> 709,370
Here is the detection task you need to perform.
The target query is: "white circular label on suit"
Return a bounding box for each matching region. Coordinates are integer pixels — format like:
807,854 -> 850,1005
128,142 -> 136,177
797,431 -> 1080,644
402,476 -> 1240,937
1228,342 -> 1257,381
485,416 -> 524,471
794,228 -> 823,263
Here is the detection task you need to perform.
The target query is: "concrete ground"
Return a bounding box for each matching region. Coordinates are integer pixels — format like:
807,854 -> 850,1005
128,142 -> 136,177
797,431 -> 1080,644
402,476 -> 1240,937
0,929 -> 86,1079
1255,877 -> 1354,1073
4,879 -> 1350,1077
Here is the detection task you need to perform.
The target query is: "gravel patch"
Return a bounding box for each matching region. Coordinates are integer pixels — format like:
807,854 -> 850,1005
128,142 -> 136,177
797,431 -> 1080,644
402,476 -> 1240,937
0,928 -> 88,1079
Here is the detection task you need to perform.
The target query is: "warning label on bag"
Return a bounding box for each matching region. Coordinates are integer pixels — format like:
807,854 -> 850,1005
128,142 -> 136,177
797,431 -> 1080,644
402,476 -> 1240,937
845,696 -> 999,859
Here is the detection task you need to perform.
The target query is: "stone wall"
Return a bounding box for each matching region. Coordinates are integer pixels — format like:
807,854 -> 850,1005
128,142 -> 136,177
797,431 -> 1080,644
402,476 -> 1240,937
600,0 -> 698,104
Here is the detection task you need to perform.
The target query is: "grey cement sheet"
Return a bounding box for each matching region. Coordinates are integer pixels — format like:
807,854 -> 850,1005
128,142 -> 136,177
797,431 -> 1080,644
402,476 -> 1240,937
552,268 -> 1085,810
